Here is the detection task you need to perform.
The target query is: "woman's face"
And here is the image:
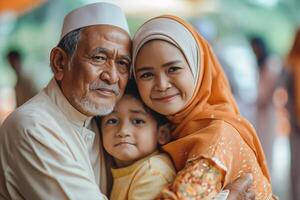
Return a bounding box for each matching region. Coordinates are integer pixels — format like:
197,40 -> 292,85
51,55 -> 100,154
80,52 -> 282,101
135,40 -> 196,115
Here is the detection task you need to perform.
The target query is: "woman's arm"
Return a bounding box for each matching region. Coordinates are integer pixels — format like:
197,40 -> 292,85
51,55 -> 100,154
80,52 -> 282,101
157,158 -> 224,200
157,158 -> 256,200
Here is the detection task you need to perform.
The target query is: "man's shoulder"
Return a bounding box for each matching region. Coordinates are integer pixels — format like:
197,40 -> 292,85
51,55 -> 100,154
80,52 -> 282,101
0,92 -> 61,139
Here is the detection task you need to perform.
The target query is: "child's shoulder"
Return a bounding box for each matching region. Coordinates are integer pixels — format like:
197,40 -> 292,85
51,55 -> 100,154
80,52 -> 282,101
139,152 -> 176,181
148,152 -> 175,170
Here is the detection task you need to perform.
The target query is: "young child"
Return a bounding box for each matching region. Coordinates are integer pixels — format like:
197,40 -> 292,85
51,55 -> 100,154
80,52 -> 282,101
100,80 -> 175,200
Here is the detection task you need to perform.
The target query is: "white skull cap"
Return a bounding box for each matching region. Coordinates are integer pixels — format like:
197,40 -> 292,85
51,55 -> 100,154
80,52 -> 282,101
60,2 -> 129,39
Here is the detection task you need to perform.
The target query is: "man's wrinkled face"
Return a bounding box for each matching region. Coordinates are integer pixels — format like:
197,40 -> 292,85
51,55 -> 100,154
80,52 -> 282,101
60,25 -> 131,116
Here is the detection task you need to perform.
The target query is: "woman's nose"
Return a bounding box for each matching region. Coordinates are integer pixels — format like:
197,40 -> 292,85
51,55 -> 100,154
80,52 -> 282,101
155,74 -> 171,91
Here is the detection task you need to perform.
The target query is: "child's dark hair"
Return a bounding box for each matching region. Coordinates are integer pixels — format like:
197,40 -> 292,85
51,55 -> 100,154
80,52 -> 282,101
125,79 -> 168,127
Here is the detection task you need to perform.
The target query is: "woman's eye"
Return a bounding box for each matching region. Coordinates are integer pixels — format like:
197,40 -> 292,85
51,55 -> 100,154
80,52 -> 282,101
139,72 -> 153,79
132,119 -> 145,125
168,66 -> 181,73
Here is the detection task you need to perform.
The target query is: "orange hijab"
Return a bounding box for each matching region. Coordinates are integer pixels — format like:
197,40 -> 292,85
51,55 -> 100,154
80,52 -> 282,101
132,15 -> 270,182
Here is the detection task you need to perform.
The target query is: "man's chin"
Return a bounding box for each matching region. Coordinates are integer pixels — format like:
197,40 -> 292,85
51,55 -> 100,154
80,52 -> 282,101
95,105 -> 114,116
74,97 -> 115,116
84,103 -> 115,116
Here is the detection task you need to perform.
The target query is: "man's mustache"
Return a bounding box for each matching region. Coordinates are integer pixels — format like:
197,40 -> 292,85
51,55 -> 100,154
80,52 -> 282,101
90,82 -> 120,96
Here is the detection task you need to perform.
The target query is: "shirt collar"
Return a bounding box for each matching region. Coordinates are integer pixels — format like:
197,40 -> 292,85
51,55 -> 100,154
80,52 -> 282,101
45,78 -> 92,127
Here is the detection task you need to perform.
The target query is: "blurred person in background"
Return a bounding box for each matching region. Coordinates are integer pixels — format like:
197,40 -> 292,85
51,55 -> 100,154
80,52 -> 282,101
283,28 -> 300,200
6,49 -> 38,107
250,36 -> 281,174
193,18 -> 259,126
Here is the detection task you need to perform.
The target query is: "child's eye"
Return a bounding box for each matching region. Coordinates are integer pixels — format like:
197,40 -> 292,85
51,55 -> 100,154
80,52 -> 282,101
106,118 -> 119,125
168,66 -> 181,73
139,72 -> 153,79
132,119 -> 145,125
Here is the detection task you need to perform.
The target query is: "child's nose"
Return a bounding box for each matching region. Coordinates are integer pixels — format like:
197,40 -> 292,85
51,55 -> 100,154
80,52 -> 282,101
116,130 -> 131,138
116,122 -> 131,138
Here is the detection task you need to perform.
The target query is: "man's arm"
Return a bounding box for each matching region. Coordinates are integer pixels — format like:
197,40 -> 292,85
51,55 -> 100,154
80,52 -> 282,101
3,121 -> 107,200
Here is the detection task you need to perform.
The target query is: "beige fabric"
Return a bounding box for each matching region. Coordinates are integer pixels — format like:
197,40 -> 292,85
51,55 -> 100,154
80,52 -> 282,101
61,2 -> 129,39
0,78 -> 108,200
110,151 -> 175,200
132,17 -> 199,80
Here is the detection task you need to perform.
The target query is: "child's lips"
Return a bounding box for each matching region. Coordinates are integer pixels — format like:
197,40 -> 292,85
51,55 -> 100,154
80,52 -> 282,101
114,141 -> 135,147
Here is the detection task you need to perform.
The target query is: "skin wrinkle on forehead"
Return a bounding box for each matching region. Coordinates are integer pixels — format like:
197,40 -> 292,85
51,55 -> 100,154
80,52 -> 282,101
77,26 -> 131,59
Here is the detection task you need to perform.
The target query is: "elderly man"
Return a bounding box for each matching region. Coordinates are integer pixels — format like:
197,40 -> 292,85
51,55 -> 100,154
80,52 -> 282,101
0,3 -> 130,200
0,2 -> 254,200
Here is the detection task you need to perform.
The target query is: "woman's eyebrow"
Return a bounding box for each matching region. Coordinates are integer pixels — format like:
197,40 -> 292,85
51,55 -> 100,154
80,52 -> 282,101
136,60 -> 183,73
162,60 -> 182,67
136,66 -> 153,73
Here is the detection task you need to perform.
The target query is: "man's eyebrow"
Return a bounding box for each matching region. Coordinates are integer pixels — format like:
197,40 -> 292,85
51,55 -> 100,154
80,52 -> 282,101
162,60 -> 182,67
120,55 -> 132,63
91,47 -> 131,63
91,47 -> 110,54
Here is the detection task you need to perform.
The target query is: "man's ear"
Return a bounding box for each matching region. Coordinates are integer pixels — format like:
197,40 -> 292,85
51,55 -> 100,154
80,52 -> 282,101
50,47 -> 69,81
157,123 -> 172,145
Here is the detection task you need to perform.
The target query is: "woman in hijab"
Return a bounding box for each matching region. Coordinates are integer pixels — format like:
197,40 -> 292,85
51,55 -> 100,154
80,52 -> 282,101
132,15 -> 274,199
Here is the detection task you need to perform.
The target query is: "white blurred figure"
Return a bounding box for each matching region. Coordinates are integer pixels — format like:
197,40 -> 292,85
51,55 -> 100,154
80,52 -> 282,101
250,36 -> 281,174
284,29 -> 300,200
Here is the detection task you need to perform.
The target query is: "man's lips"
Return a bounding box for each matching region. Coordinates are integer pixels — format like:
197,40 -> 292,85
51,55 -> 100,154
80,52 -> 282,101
93,88 -> 116,96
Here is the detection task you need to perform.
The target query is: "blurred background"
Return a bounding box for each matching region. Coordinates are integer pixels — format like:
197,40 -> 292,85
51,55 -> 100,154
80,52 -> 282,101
1,0 -> 300,199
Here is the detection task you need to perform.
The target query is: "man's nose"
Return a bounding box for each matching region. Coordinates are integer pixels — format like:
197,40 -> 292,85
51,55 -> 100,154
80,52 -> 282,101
100,60 -> 119,84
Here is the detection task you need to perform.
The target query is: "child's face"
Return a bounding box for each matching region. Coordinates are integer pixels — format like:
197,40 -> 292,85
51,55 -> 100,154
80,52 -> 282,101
134,40 -> 196,116
101,94 -> 158,167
